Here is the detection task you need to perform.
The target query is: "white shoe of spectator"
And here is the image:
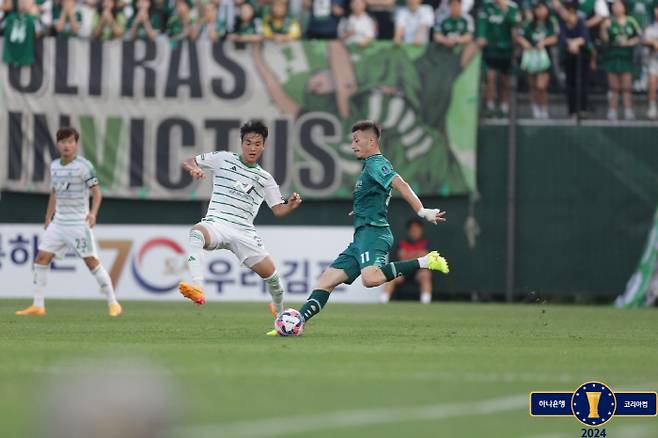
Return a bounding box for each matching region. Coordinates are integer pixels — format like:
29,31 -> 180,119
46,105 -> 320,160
624,108 -> 635,121
420,292 -> 431,304
500,102 -> 509,115
607,108 -> 618,121
648,102 -> 657,120
540,107 -> 550,119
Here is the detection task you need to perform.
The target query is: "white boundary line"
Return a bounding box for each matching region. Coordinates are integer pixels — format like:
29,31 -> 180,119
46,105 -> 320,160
175,394 -> 528,438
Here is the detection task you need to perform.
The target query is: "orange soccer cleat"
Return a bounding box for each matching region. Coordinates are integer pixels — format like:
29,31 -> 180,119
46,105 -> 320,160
108,303 -> 123,317
179,282 -> 206,305
15,305 -> 46,316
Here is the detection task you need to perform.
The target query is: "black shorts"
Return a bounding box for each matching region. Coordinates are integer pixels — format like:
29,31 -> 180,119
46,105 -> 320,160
484,56 -> 513,75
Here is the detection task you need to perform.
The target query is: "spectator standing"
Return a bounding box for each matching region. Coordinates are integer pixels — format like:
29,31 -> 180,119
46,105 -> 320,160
337,0 -> 376,46
127,0 -> 161,39
477,0 -> 522,116
227,1 -> 262,41
394,0 -> 434,45
304,0 -> 345,39
517,1 -> 558,119
601,0 -> 641,120
53,0 -> 81,36
166,0 -> 195,42
434,0 -> 473,49
554,0 -> 591,117
216,0 -> 235,35
262,0 -> 301,41
92,0 -> 126,39
365,0 -> 395,39
434,0 -> 473,23
644,3 -> 658,119
195,1 -> 220,40
382,219 -> 434,305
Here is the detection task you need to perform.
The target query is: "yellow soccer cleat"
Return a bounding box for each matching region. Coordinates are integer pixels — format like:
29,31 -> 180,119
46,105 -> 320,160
426,251 -> 450,274
179,282 -> 206,305
265,329 -> 279,336
15,305 -> 46,316
108,303 -> 122,317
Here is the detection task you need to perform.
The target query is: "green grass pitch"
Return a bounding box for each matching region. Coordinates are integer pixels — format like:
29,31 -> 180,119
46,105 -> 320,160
1,299 -> 657,438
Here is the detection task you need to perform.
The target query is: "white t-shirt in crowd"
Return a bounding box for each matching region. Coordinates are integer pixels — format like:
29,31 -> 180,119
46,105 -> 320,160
338,13 -> 377,44
395,5 -> 434,43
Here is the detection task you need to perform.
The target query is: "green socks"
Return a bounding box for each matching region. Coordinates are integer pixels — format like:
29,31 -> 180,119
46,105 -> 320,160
381,259 -> 420,282
299,289 -> 330,321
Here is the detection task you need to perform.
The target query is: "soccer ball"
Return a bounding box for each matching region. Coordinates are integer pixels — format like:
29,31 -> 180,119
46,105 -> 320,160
274,308 -> 304,336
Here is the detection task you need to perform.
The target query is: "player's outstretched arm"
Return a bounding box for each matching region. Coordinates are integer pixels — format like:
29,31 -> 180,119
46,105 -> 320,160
391,175 -> 446,225
44,190 -> 56,229
271,193 -> 302,218
87,185 -> 102,228
181,157 -> 205,179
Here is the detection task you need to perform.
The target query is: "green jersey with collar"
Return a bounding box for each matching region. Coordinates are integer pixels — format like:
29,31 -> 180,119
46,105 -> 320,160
353,154 -> 398,229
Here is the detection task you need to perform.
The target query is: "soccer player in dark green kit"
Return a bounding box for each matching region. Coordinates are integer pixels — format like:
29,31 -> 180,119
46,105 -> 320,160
268,120 -> 450,335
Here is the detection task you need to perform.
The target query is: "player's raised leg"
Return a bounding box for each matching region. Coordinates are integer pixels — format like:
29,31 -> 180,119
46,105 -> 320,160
298,267 -> 350,322
361,251 -> 449,289
83,257 -> 121,316
250,256 -> 285,316
179,224 -> 211,305
15,250 -> 54,316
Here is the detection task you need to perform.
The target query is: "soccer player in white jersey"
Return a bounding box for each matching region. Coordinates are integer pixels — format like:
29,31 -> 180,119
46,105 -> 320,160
15,127 -> 122,317
178,121 -> 302,314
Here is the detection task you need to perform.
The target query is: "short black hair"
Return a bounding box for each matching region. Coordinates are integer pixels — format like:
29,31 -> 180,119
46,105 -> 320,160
406,218 -> 424,230
56,127 -> 80,142
351,120 -> 381,140
564,0 -> 578,11
240,120 -> 269,142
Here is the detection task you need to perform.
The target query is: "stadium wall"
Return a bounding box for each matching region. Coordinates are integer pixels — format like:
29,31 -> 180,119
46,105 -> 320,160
2,125 -> 657,301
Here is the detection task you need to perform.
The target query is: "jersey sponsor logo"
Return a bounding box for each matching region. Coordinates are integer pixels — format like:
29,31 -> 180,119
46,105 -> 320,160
54,180 -> 71,191
233,180 -> 255,194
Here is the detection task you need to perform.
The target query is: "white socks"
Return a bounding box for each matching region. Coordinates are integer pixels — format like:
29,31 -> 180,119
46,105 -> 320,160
32,263 -> 48,308
92,265 -> 118,305
264,271 -> 284,313
187,229 -> 206,286
420,291 -> 432,304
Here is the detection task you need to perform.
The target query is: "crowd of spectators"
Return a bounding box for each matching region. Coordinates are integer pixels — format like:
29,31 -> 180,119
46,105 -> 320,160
2,0 -> 658,120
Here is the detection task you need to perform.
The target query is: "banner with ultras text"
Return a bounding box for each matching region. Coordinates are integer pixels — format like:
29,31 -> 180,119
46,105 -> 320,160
0,38 -> 479,199
0,224 -> 381,302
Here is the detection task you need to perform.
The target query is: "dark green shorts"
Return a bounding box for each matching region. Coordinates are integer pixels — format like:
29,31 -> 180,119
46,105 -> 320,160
330,225 -> 394,285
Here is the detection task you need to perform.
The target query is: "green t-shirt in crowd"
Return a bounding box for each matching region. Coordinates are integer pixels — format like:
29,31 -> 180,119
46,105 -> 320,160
436,16 -> 471,38
477,0 -> 522,56
3,12 -> 37,66
522,16 -> 558,46
606,16 -> 641,61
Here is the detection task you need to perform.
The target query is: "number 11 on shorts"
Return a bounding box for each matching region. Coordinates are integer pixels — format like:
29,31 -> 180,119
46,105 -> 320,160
360,252 -> 370,264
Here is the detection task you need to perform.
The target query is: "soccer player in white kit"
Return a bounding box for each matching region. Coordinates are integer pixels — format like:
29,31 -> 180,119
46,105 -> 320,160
15,127 -> 122,317
178,121 -> 302,315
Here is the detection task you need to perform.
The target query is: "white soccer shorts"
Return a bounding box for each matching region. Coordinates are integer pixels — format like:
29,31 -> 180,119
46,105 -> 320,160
39,222 -> 99,259
200,221 -> 269,268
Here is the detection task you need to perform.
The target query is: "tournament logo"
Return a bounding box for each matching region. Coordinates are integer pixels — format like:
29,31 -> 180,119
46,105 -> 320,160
530,380 -> 657,427
571,382 -> 616,427
131,238 -> 186,293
